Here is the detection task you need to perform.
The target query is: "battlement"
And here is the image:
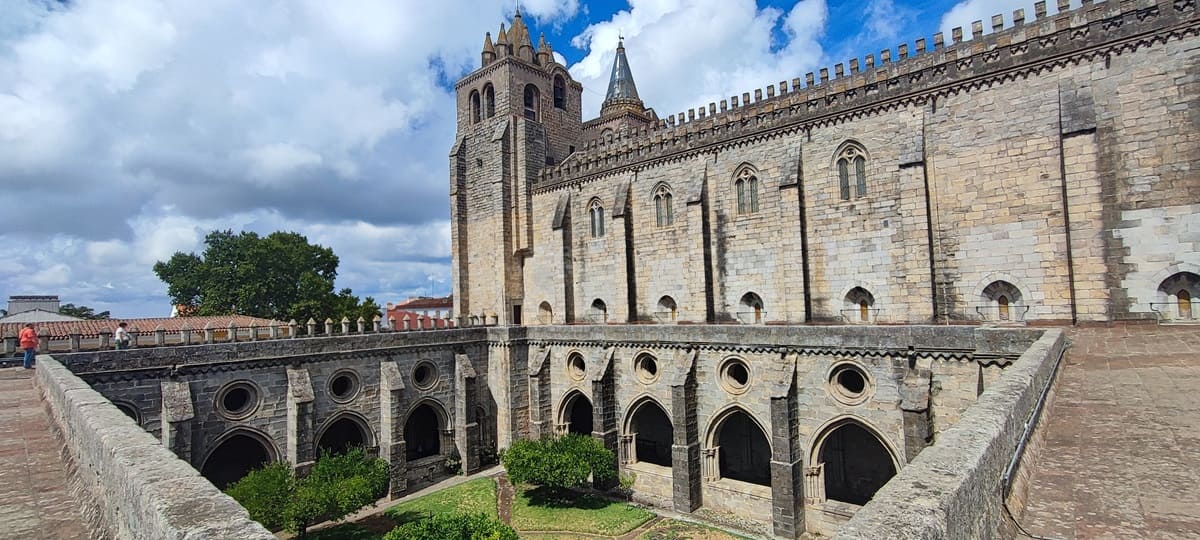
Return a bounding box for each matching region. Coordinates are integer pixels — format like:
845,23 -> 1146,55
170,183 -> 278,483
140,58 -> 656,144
535,0 -> 1193,191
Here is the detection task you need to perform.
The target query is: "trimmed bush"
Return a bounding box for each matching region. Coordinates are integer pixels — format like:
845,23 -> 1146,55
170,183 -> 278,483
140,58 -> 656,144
502,434 -> 616,492
383,512 -> 517,540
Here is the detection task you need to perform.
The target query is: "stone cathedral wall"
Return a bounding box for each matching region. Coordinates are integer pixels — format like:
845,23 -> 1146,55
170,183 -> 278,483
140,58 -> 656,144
512,0 -> 1198,326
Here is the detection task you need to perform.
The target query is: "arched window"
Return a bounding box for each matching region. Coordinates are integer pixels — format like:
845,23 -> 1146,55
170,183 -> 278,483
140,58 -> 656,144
589,200 -> 605,238
654,184 -> 673,227
1157,272 -> 1200,321
836,142 -> 868,200
590,299 -> 608,323
483,84 -> 495,118
538,301 -> 553,324
981,280 -> 1023,322
734,168 -> 759,215
523,84 -> 540,120
815,421 -> 896,505
739,292 -> 764,324
469,90 -> 481,123
657,296 -> 677,321
844,287 -> 875,323
553,75 -> 566,109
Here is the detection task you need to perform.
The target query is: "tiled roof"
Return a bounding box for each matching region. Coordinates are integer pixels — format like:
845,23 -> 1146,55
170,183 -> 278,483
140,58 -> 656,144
387,310 -> 450,330
392,296 -> 453,310
1,315 -> 285,339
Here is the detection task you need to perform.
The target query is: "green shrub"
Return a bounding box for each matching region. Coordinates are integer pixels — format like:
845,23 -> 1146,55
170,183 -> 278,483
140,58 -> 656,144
501,434 -> 616,493
225,447 -> 390,537
225,461 -> 294,531
383,512 -> 517,540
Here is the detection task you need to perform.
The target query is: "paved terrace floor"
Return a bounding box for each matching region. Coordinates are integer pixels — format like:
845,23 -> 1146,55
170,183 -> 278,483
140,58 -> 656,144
0,367 -> 91,540
1020,325 -> 1200,539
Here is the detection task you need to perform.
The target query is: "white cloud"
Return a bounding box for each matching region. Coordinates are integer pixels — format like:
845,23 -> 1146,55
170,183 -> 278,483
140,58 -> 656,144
568,0 -> 828,120
0,0 -> 580,317
940,0 -> 1081,41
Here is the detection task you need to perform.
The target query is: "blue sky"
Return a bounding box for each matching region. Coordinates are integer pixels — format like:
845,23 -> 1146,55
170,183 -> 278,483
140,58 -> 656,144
0,0 -> 1080,318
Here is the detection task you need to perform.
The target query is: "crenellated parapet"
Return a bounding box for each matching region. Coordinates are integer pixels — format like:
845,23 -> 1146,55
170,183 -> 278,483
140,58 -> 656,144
535,0 -> 1196,193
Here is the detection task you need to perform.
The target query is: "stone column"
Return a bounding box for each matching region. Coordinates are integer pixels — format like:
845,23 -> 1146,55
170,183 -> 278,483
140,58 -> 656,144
324,318 -> 334,336
69,330 -> 81,352
372,315 -> 382,333
98,330 -> 111,350
590,349 -> 619,490
202,323 -> 214,344
768,353 -> 803,538
900,366 -> 933,462
341,317 -> 351,334
454,354 -> 481,474
668,349 -> 702,512
154,326 -> 166,347
357,317 -> 366,334
286,368 -> 316,474
379,361 -> 408,498
306,318 -> 317,336
161,380 -> 196,464
2,334 -> 15,355
227,321 -> 238,343
527,348 -> 551,439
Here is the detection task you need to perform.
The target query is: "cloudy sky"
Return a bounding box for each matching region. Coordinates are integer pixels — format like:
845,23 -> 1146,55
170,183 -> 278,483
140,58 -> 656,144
0,0 -> 1082,318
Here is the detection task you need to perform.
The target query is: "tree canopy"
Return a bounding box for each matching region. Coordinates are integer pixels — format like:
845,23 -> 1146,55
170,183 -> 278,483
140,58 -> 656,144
501,434 -> 616,493
59,303 -> 110,319
153,230 -> 379,323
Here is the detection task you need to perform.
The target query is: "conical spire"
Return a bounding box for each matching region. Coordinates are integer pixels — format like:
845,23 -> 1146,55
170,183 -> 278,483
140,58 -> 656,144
496,23 -> 510,56
603,38 -> 642,108
482,31 -> 496,65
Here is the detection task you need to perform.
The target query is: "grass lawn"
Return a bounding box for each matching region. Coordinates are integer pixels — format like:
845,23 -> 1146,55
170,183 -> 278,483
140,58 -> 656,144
510,486 -> 654,536
637,519 -> 754,540
307,478 -> 498,540
385,477 -> 499,525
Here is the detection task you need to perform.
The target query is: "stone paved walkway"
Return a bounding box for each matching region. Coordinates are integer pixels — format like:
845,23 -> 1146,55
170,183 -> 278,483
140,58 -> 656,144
0,367 -> 91,540
1019,325 -> 1200,539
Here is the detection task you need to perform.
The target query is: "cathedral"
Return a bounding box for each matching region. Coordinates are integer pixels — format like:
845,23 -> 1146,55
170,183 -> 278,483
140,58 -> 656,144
450,2 -> 1199,328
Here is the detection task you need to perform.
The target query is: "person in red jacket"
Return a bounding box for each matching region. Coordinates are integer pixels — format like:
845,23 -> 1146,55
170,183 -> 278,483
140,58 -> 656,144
18,323 -> 38,369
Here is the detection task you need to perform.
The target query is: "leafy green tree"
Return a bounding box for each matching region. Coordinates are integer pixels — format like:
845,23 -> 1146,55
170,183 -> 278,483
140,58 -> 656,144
58,303 -> 111,319
225,448 -> 389,537
153,230 -> 375,324
501,434 -> 616,494
224,461 -> 293,531
383,513 -> 517,540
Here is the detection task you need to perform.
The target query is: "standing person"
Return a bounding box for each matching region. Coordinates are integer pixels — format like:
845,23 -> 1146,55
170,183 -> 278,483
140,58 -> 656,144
18,323 -> 38,369
114,322 -> 131,350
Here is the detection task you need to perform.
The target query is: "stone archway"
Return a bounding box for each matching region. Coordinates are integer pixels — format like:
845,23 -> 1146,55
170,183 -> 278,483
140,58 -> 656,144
404,402 -> 443,461
625,399 -> 673,467
317,414 -> 371,457
814,421 -> 897,505
560,391 -> 593,436
709,408 -> 770,486
200,430 -> 277,490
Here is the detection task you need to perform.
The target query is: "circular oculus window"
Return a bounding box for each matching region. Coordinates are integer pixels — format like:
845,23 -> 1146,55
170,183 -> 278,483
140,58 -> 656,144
412,361 -> 439,390
216,381 -> 261,420
567,354 -> 587,382
328,369 -> 361,403
828,362 -> 873,406
719,358 -> 752,394
635,354 -> 659,384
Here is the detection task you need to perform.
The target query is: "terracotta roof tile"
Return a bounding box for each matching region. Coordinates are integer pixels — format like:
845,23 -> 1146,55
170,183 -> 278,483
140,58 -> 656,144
1,315 -> 285,339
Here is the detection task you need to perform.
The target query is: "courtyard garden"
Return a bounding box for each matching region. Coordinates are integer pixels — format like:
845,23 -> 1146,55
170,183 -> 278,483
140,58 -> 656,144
305,476 -> 751,539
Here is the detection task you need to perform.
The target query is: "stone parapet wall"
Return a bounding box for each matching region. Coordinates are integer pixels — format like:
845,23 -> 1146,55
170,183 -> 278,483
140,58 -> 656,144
35,356 -> 273,539
834,328 -> 1065,539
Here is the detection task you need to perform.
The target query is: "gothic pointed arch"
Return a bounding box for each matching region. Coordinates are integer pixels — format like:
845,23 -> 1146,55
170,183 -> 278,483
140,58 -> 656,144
588,198 -> 606,238
469,90 -> 481,123
523,83 -> 540,120
704,405 -> 771,486
558,389 -> 594,436
808,416 -> 899,506
553,74 -> 567,109
483,83 -> 495,118
315,411 -> 375,457
833,140 -> 869,200
404,398 -> 450,461
622,396 -> 673,467
1157,271 -> 1200,320
732,163 -> 760,215
200,427 -> 280,490
843,287 -> 876,323
652,182 -> 674,226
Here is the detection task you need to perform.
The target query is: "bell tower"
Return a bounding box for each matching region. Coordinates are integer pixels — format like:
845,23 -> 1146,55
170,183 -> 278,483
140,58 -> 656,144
450,11 -> 584,325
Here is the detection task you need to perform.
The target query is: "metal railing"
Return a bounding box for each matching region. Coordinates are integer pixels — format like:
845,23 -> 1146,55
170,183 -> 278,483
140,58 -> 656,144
1149,302 -> 1196,323
839,308 -> 881,324
973,303 -> 1031,323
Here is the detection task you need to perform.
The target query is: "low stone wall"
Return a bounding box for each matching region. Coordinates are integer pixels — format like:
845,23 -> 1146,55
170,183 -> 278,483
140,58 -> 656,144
35,356 -> 274,539
834,328 -> 1065,540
